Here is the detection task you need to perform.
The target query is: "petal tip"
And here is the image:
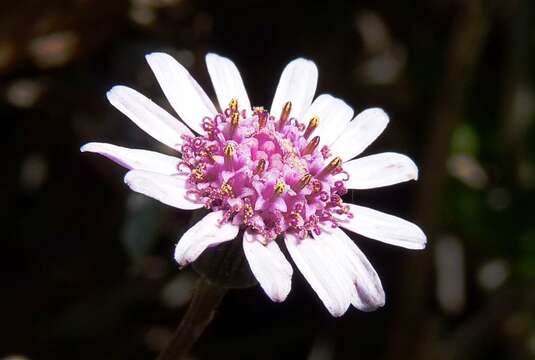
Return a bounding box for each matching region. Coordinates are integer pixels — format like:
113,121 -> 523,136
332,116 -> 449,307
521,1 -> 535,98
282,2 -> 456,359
106,85 -> 126,101
328,306 -> 348,317
79,143 -> 91,153
270,293 -> 289,303
145,52 -> 172,65
123,170 -> 135,185
205,52 -> 219,60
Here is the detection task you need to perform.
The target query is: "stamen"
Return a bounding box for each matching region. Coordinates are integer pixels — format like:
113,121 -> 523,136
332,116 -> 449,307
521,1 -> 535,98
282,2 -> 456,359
192,167 -> 205,181
229,98 -> 238,113
224,143 -> 235,157
302,136 -> 320,155
278,101 -> 292,130
230,112 -> 240,136
318,156 -> 342,178
224,143 -> 235,169
200,149 -> 215,164
255,107 -> 268,129
256,158 -> 266,176
231,111 -> 240,125
303,116 -> 319,139
293,173 -> 312,192
311,179 -> 322,193
274,180 -> 286,195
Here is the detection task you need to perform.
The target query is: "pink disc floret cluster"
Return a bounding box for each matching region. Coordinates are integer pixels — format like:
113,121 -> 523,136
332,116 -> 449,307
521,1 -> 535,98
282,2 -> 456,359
179,99 -> 351,242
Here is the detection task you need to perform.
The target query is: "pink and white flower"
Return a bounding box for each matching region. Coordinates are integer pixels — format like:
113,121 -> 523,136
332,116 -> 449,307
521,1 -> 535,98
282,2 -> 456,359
81,52 -> 426,316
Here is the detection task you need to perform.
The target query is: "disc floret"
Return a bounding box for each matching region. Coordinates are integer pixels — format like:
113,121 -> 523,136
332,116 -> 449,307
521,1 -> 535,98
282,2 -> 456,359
179,99 -> 351,241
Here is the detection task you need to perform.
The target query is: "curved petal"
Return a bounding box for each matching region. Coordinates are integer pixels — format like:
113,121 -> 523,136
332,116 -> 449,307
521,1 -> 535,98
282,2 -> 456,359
80,142 -> 180,175
124,170 -> 203,210
107,86 -> 194,151
338,204 -> 427,250
174,210 -> 239,266
330,108 -> 389,162
343,152 -> 418,189
285,232 -> 353,317
243,231 -> 293,302
317,227 -> 385,311
205,53 -> 251,116
146,52 -> 217,134
302,94 -> 354,145
271,58 -> 318,121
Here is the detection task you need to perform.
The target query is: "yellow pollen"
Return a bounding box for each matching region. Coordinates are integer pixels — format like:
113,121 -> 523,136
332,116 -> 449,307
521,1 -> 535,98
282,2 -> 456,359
192,168 -> 204,180
220,182 -> 234,196
302,136 -> 320,155
229,98 -> 238,112
304,116 -> 319,139
274,180 -> 286,195
200,150 -> 215,164
295,173 -> 312,191
318,156 -> 343,178
244,203 -> 254,218
291,212 -> 303,223
256,108 -> 268,129
224,143 -> 235,158
231,111 -> 240,126
329,156 -> 342,169
279,101 -> 292,129
256,158 -> 266,175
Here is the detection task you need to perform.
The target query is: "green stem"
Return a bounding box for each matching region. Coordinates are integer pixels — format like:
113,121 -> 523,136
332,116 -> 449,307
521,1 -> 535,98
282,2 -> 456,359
157,277 -> 227,360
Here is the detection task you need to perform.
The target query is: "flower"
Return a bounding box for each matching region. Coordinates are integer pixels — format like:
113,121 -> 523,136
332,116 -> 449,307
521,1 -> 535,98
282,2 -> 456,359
81,52 -> 427,316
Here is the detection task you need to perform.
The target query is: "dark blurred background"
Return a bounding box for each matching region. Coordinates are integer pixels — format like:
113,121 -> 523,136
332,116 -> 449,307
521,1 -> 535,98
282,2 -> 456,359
2,0 -> 534,359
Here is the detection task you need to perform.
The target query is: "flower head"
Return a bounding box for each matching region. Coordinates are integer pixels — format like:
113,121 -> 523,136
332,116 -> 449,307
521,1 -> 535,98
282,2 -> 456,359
81,52 -> 427,316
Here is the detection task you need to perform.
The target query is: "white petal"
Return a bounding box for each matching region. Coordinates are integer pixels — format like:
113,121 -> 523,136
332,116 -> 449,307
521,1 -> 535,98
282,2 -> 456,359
338,204 -> 427,250
243,231 -> 293,302
80,142 -> 180,175
302,94 -> 354,145
146,52 -> 217,134
317,227 -> 385,311
106,86 -> 193,151
285,232 -> 353,317
124,170 -> 203,210
270,58 -> 318,121
330,108 -> 389,162
174,211 -> 239,266
205,53 -> 251,116
343,152 -> 418,189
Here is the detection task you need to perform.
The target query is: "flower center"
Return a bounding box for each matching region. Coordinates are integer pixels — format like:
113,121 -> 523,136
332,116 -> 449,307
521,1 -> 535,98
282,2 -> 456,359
179,98 -> 351,241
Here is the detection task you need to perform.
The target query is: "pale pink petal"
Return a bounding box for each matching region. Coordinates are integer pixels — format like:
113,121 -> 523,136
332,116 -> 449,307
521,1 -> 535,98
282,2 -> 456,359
106,85 -> 193,151
284,232 -> 353,317
205,53 -> 251,116
174,211 -> 239,266
316,227 -> 385,311
330,108 -> 389,161
146,52 -> 217,134
124,170 -> 203,210
343,152 -> 418,189
302,94 -> 354,145
271,58 -> 318,121
338,203 -> 427,250
80,142 -> 180,175
243,230 -> 293,302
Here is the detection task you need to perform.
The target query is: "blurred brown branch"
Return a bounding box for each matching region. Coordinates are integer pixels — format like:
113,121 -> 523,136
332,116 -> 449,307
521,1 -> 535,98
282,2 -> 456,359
388,1 -> 498,359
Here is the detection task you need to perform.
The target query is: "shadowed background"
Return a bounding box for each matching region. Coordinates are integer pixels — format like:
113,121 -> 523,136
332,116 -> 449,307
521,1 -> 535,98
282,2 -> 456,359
1,0 -> 534,359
